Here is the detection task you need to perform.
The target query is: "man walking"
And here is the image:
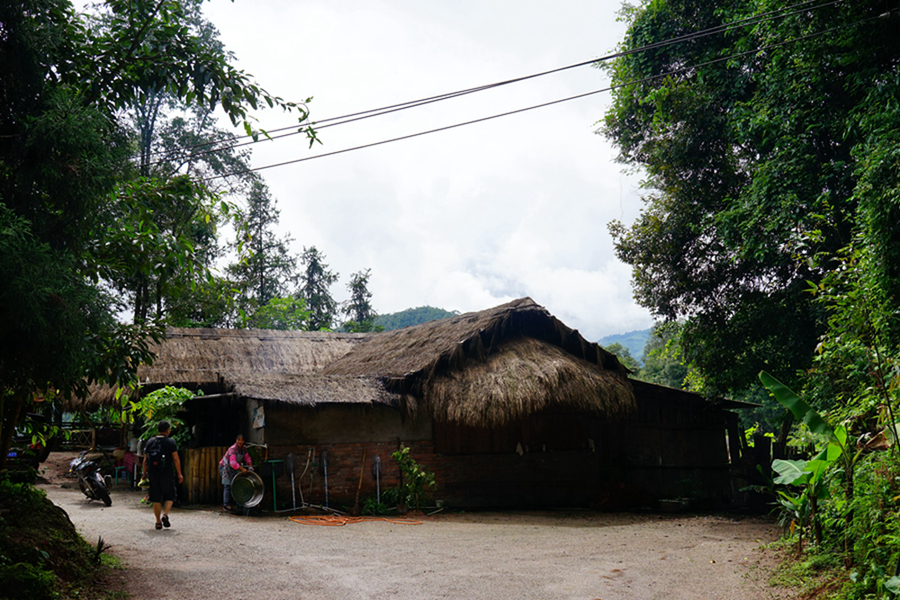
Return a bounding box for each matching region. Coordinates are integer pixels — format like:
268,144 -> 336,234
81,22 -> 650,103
142,421 -> 183,530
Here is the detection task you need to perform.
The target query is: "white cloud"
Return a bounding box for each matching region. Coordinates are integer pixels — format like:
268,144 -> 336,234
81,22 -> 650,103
202,0 -> 653,340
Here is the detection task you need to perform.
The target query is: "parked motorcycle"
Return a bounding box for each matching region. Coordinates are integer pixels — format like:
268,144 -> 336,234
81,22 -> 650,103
69,451 -> 112,506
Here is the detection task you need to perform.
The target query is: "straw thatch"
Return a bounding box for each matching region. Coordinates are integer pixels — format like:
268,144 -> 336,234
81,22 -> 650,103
83,327 -> 371,408
426,337 -> 634,426
323,297 -> 635,426
227,373 -> 398,406
79,298 -> 635,426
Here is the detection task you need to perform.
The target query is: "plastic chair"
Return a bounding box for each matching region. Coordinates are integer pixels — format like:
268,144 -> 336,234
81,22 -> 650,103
113,466 -> 128,486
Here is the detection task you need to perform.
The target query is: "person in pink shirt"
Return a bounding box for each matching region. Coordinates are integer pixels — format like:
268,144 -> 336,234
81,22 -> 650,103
219,434 -> 253,511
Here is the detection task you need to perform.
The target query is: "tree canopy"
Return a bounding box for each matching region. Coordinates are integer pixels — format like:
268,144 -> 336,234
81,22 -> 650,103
296,246 -> 339,331
602,0 -> 900,396
0,0 -> 312,468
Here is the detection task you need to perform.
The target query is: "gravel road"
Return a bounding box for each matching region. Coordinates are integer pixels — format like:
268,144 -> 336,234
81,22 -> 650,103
39,455 -> 792,600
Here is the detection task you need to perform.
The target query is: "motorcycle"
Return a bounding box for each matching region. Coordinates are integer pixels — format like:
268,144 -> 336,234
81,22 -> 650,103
69,451 -> 112,506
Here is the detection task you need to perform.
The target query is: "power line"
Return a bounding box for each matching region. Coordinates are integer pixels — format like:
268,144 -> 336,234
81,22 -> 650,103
149,0 -> 839,170
206,7 -> 881,182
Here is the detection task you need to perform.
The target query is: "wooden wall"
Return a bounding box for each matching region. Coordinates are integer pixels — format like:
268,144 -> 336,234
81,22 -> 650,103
181,446 -> 227,505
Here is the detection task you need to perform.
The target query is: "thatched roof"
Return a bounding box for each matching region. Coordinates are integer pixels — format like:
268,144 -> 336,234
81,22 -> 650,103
82,298 -> 635,426
426,336 -> 634,426
84,328 -> 371,408
324,297 -> 635,425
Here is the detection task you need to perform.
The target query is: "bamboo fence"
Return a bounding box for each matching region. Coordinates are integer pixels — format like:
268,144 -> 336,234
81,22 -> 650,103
182,446 -> 228,505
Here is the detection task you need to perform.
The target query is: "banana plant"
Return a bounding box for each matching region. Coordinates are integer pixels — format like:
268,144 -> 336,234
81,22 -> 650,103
760,371 -> 863,552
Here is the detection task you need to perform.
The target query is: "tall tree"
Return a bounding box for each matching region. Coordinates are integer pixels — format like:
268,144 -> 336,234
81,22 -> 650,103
0,0 -> 312,468
601,0 -> 899,396
297,246 -> 338,331
85,0 -> 265,324
342,269 -> 378,332
228,178 -> 299,325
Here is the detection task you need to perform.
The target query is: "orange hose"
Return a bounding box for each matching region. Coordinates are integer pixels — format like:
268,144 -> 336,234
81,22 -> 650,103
289,515 -> 422,526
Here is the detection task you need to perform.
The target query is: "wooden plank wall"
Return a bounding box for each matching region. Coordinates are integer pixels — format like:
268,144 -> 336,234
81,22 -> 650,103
182,446 -> 228,505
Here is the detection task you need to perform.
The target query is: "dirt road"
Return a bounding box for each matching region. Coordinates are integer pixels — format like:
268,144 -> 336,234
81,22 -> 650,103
39,459 -> 792,600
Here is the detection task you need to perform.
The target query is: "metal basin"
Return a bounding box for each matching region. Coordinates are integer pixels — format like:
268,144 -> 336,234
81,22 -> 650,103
231,470 -> 265,508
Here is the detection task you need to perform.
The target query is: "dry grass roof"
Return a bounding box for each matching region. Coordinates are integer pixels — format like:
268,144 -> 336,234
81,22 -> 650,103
83,328 -> 369,408
82,298 -> 635,426
324,297 -> 635,425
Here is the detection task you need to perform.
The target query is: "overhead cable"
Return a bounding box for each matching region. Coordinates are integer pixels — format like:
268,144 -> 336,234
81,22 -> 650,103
148,0 -> 839,169
204,10 -> 885,181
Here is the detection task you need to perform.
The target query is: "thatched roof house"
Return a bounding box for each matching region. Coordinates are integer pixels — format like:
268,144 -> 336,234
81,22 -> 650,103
323,297 -> 635,426
86,298 -> 740,510
86,328 -> 397,408
92,297 -> 634,426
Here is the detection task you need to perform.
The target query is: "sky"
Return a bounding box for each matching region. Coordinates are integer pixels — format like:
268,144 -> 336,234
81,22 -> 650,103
201,0 -> 654,341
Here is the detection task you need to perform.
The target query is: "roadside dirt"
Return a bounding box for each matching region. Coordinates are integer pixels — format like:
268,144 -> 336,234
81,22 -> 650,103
38,452 -> 797,600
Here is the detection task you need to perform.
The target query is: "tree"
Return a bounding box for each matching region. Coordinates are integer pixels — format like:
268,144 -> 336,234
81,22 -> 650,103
601,0 -> 899,396
342,269 -> 379,332
296,246 -> 338,331
85,1 -> 268,325
602,342 -> 640,373
0,0 -> 312,468
228,178 -> 299,326
253,297 -> 311,331
635,324 -> 688,390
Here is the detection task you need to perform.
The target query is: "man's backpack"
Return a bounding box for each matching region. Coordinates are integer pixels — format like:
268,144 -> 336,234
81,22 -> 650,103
145,437 -> 168,474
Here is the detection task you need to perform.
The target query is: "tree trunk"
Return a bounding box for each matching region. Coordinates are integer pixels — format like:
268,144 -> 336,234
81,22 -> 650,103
811,495 -> 822,547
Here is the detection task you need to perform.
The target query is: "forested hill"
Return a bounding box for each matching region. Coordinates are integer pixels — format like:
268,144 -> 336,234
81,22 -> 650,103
599,329 -> 651,360
374,306 -> 460,330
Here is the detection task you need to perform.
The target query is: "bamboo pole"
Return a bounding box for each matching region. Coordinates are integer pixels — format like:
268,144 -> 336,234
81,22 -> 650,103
209,447 -> 218,504
196,448 -> 204,504
202,447 -> 211,504
182,449 -> 190,503
215,446 -> 224,504
191,449 -> 201,504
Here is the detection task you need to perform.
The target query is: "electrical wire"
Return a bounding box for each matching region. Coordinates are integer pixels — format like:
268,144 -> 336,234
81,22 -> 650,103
203,8 -> 887,182
145,0 -> 840,170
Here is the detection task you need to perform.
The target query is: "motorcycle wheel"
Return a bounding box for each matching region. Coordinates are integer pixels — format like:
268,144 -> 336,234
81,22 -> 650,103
91,476 -> 112,506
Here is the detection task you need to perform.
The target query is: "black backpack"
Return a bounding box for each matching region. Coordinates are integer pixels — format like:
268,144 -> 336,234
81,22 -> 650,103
146,437 -> 168,474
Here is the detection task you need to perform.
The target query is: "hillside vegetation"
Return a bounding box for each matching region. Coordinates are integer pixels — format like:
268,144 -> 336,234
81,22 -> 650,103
374,306 -> 459,331
0,479 -> 112,600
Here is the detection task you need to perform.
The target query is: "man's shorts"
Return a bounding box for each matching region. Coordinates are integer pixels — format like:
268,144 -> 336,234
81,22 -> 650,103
148,474 -> 176,503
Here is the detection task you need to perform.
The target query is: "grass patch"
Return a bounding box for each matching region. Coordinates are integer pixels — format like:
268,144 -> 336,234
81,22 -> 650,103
765,540 -> 848,599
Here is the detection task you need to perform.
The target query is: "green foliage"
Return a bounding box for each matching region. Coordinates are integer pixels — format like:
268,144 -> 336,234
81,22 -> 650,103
743,423 -> 774,449
361,496 -> 391,516
0,0 -> 312,468
633,322 -> 689,389
598,328 -> 650,362
602,343 -> 640,373
391,446 -> 435,511
127,386 -> 197,446
0,480 -> 99,599
251,297 -> 310,331
228,178 -> 298,314
374,306 -> 459,331
341,269 -> 378,332
296,246 -> 338,331
0,563 -> 57,600
602,0 -> 900,395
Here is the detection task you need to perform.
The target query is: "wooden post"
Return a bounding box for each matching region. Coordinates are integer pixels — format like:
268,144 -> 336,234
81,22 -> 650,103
193,448 -> 200,505
203,447 -> 211,503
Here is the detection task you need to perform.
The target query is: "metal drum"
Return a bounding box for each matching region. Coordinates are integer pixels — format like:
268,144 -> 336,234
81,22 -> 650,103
231,470 -> 265,508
